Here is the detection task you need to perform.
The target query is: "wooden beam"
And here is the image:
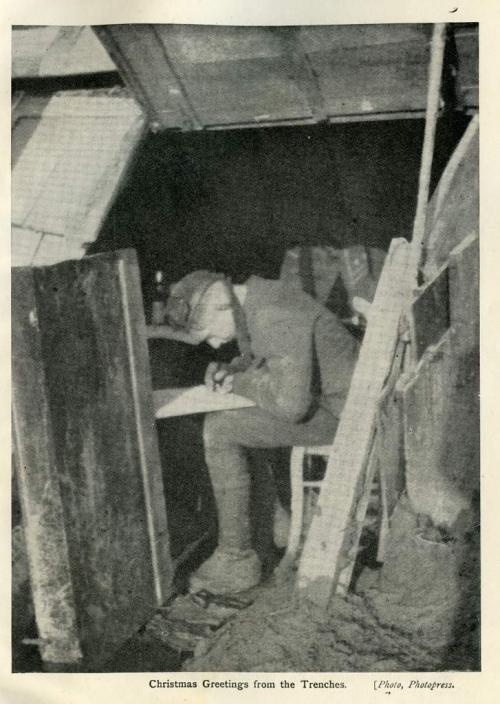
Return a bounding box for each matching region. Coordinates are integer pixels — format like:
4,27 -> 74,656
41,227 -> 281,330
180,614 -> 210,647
94,25 -> 203,131
296,238 -> 410,608
152,25 -> 203,130
328,110 -> 427,124
277,27 -> 327,123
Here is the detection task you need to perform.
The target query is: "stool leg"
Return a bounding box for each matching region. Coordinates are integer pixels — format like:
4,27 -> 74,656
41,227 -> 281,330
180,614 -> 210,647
284,446 -> 306,563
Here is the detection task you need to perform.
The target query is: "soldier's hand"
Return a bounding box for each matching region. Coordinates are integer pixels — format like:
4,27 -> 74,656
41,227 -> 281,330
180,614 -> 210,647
204,362 -> 220,391
214,374 -> 234,394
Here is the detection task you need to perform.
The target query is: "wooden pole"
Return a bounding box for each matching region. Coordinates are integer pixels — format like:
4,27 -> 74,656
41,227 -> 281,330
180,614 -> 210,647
409,23 -> 447,286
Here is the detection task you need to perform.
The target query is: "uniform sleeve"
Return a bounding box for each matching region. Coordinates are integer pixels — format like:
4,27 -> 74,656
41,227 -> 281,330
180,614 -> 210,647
231,314 -> 314,422
314,310 -> 359,418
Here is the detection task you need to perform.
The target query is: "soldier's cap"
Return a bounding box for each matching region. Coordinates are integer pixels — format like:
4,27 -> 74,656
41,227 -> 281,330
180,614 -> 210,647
165,270 -> 228,335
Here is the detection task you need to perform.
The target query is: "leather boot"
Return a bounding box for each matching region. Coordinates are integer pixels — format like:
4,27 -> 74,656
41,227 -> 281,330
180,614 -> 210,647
189,479 -> 261,594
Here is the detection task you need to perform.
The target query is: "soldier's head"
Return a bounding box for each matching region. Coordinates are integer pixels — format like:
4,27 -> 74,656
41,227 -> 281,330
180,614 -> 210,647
165,271 -> 237,348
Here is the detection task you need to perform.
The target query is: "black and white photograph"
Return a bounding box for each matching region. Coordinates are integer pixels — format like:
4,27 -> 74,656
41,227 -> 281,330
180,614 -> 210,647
10,19 -> 480,678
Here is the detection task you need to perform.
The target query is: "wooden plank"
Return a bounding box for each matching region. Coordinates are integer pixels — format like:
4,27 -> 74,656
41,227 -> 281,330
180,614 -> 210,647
309,39 -> 430,117
91,24 -> 476,131
94,25 -> 201,130
79,110 -> 146,245
12,26 -> 60,77
39,26 -> 116,77
117,250 -> 173,604
276,28 -> 327,123
175,57 -> 313,127
157,25 -> 283,64
12,267 -> 83,666
327,110 -> 426,124
407,23 -> 447,283
11,93 -> 145,264
297,238 -> 410,608
11,94 -> 52,168
19,249 -> 173,669
298,24 -> 431,52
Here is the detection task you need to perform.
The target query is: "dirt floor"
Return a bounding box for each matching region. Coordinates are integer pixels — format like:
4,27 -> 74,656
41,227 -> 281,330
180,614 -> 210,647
182,497 -> 480,673
13,494 -> 479,673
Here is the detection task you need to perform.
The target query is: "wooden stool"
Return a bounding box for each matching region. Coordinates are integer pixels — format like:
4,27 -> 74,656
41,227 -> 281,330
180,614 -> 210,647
285,445 -> 332,564
283,444 -> 382,571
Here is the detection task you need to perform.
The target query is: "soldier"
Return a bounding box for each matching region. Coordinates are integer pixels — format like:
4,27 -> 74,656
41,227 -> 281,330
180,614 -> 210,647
165,270 -> 359,595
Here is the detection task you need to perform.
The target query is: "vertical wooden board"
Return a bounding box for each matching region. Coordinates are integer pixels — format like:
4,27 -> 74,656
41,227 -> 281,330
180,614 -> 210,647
297,238 -> 410,607
12,268 -> 82,666
31,249 -> 172,669
116,250 -> 173,602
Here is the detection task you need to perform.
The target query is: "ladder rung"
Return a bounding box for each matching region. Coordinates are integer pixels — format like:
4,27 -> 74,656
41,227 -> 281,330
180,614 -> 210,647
304,445 -> 331,456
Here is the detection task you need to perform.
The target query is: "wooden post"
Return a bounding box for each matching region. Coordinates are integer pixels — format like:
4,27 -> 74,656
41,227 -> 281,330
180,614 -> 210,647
409,23 -> 447,286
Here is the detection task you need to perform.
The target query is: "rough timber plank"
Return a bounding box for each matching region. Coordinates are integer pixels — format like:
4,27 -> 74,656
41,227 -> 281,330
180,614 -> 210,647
94,25 -> 201,130
11,93 -> 144,265
12,267 -> 82,666
297,238 -> 410,608
116,251 -> 174,603
13,249 -> 173,670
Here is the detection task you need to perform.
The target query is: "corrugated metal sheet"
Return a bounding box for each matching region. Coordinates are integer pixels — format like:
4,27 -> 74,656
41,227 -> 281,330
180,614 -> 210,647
12,92 -> 145,266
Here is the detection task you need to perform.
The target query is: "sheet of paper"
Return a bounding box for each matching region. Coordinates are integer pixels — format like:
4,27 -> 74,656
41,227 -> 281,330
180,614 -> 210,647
154,385 -> 255,418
